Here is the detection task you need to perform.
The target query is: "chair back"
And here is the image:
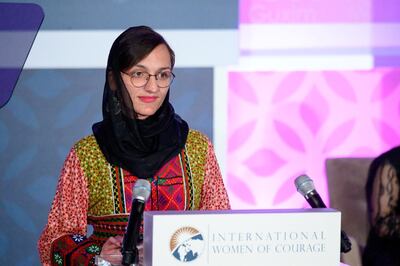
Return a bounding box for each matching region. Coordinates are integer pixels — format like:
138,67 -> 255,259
325,157 -> 373,249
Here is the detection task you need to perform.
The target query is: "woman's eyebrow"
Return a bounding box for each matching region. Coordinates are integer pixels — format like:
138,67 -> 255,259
131,64 -> 147,70
133,64 -> 171,71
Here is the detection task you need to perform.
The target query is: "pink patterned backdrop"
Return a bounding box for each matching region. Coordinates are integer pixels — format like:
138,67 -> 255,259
226,69 -> 400,209
225,0 -> 400,209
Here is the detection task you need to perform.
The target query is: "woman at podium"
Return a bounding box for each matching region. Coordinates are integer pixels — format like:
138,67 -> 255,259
38,26 -> 230,266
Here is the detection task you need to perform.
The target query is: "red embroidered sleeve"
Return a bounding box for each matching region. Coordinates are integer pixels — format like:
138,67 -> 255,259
200,140 -> 231,210
37,148 -> 89,265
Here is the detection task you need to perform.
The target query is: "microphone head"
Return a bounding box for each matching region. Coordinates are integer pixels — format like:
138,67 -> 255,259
294,174 -> 315,197
133,179 -> 151,201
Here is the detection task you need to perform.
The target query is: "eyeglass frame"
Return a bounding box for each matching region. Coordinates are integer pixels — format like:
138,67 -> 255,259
121,70 -> 175,88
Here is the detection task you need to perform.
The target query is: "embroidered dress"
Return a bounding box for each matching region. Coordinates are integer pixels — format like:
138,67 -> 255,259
38,130 -> 230,265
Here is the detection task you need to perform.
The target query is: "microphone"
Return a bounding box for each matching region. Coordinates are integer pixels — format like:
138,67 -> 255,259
294,174 -> 352,253
294,174 -> 326,208
121,179 -> 151,266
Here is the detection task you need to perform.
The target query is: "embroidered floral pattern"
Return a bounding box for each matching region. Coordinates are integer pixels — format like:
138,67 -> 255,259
86,244 -> 101,254
53,253 -> 62,265
72,234 -> 85,243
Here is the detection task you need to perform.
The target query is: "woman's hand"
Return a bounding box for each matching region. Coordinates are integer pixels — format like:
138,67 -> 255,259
100,236 -> 123,265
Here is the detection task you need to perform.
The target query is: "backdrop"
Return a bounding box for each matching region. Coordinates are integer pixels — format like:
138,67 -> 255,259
1,1 -> 400,265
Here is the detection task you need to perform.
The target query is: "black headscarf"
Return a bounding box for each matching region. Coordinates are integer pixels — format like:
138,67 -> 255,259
92,26 -> 189,178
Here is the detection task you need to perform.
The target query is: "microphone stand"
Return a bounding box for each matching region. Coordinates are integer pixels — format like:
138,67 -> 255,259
296,175 -> 352,254
121,199 -> 144,266
121,248 -> 138,266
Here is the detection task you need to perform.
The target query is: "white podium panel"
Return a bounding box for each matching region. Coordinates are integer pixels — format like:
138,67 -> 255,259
144,209 -> 341,266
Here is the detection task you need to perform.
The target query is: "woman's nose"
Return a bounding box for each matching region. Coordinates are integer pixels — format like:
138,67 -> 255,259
144,75 -> 159,92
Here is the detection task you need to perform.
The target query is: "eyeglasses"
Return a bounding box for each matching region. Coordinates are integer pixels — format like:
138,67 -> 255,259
122,70 -> 175,88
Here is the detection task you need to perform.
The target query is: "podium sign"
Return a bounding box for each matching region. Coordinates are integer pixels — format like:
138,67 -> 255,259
144,209 -> 341,266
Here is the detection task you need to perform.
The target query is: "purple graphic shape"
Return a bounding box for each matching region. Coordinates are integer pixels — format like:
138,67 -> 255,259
372,0 -> 400,22
0,3 -> 44,108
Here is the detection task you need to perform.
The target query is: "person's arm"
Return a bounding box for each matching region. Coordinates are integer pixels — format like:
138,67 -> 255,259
199,140 -> 230,210
37,147 -> 89,265
369,162 -> 400,238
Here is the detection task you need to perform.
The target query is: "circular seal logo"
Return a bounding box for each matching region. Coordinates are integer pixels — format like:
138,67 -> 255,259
170,227 -> 205,262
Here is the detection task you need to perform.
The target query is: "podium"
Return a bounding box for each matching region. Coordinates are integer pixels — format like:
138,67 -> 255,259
144,208 -> 341,266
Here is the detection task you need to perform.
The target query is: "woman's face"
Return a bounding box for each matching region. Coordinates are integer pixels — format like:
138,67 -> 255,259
121,44 -> 172,120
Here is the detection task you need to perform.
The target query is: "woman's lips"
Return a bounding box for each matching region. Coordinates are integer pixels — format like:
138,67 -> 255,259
139,96 -> 157,103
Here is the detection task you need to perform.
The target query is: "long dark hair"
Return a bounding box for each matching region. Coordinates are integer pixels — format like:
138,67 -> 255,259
114,26 -> 175,72
366,146 -> 400,216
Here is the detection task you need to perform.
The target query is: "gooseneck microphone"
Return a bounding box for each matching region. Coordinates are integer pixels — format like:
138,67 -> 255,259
294,175 -> 352,253
121,179 -> 151,266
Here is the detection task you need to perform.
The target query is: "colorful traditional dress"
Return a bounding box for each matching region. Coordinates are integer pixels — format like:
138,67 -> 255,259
38,130 -> 230,265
